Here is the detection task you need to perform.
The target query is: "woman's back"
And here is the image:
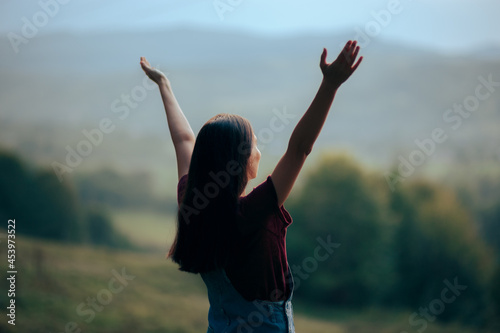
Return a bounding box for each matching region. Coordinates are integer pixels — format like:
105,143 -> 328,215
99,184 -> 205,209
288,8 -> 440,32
178,173 -> 293,300
228,174 -> 293,302
178,173 -> 295,332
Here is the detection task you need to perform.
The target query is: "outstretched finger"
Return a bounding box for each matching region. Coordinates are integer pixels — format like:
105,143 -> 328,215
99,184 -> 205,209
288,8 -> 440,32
349,41 -> 358,58
343,40 -> 352,53
140,57 -> 151,67
320,48 -> 328,67
340,41 -> 353,61
351,46 -> 360,64
351,56 -> 363,72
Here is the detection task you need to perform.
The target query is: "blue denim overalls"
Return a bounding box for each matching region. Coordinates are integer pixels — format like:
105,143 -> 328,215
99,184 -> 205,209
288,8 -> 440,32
201,265 -> 295,333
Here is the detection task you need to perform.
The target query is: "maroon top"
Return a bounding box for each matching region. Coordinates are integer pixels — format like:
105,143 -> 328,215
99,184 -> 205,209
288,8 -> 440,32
177,174 -> 293,302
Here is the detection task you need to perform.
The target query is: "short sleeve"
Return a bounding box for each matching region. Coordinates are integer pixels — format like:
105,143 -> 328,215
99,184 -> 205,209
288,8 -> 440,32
177,174 -> 188,206
239,175 -> 292,230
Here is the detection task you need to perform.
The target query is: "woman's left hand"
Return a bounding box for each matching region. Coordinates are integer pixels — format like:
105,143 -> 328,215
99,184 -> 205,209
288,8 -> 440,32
140,57 -> 168,86
320,40 -> 363,88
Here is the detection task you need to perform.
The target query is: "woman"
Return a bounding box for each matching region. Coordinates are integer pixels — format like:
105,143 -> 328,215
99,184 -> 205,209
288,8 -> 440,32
140,40 -> 362,333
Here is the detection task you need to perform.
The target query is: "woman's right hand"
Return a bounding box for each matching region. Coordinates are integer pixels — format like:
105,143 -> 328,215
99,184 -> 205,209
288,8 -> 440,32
140,57 -> 168,86
320,40 -> 362,88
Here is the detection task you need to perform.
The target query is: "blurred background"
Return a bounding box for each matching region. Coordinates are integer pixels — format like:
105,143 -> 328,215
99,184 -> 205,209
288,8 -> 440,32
1,0 -> 499,332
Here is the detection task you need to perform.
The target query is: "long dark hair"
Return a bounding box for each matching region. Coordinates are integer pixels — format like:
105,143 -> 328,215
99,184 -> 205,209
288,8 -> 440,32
168,113 -> 254,273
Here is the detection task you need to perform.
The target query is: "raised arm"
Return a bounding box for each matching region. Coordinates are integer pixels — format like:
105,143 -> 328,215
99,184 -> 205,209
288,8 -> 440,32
271,41 -> 362,207
140,57 -> 196,180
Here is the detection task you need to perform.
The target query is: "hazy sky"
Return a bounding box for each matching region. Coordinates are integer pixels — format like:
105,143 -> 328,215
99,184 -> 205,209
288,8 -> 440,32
1,0 -> 498,53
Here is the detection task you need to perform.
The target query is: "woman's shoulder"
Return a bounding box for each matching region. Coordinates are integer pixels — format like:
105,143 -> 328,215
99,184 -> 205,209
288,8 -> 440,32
239,176 -> 276,207
239,175 -> 292,229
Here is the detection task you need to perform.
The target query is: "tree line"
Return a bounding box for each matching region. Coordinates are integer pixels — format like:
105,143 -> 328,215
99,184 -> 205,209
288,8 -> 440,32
0,148 -> 132,249
286,154 -> 500,328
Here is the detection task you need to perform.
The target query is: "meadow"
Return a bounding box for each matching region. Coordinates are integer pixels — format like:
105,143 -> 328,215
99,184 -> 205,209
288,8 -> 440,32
0,230 -> 492,333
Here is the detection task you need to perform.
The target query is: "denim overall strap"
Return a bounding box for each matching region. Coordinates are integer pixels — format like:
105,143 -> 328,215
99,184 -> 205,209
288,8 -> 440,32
201,264 -> 295,333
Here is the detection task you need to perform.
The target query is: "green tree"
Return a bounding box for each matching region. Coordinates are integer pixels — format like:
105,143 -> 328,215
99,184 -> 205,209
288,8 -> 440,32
85,205 -> 132,248
0,149 -> 83,242
0,148 -> 132,249
391,179 -> 493,324
287,154 -> 395,306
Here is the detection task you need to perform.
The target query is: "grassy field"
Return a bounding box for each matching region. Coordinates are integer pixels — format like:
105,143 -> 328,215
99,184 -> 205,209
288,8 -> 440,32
111,208 -> 177,251
0,234 -> 493,333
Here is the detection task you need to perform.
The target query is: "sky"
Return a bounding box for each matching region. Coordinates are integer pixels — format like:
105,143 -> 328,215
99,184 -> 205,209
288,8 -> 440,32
1,0 -> 499,53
